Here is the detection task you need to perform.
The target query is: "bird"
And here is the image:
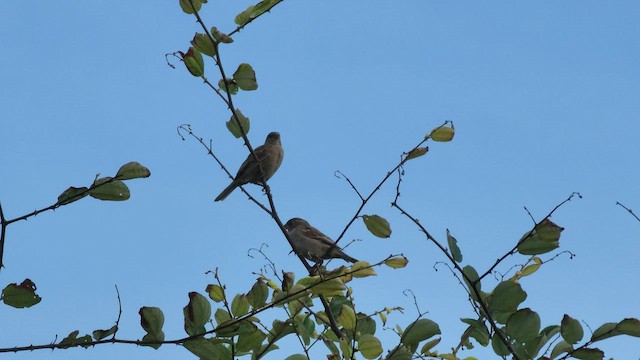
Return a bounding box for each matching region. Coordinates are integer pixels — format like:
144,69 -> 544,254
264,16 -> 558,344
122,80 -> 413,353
283,218 -> 358,263
215,132 -> 284,201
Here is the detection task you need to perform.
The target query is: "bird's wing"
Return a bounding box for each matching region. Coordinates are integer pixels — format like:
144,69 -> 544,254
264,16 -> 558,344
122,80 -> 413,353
302,225 -> 337,247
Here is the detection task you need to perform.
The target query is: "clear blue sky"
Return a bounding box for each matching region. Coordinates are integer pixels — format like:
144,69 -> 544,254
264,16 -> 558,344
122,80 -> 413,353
1,1 -> 639,359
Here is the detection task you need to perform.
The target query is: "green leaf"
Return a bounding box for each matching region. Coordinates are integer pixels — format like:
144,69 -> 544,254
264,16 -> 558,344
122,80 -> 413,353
420,337 -> 441,354
488,280 -> 527,313
181,47 -> 205,77
267,319 -> 296,343
139,306 -> 165,349
297,276 -> 344,297
191,33 -> 216,57
231,294 -> 250,317
384,256 -> 409,269
234,5 -> 255,26
337,304 -> 357,330
429,124 -> 455,142
358,334 -> 383,359
506,308 -> 540,342
517,219 -> 564,255
92,325 -> 117,340
233,63 -> 258,91
519,257 -> 542,278
446,229 -> 463,262
247,280 -> 269,309
89,177 -> 130,201
550,340 -> 572,359
571,348 -> 605,360
490,332 -> 510,356
236,327 -> 266,352
58,330 -> 92,349
1,279 -> 42,308
284,355 -> 308,360
356,314 -> 376,337
211,27 -> 233,43
406,147 -> 429,160
591,322 -> 618,341
179,0 -> 204,14
616,318 -> 640,337
362,215 -> 392,238
292,314 -> 313,345
401,318 -> 441,347
462,265 -> 481,295
183,338 -> 230,360
461,318 -> 489,346
386,345 -> 412,360
350,261 -> 377,278
214,308 -> 231,326
561,314 -> 583,344
57,186 -> 88,205
116,161 -> 151,180
218,78 -> 238,95
184,292 -> 211,336
226,109 -> 250,138
206,284 -> 225,303
251,0 -> 281,18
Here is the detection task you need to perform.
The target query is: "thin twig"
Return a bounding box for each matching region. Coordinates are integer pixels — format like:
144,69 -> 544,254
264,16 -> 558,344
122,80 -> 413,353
392,201 -> 520,359
112,285 -> 123,340
477,192 -> 581,282
616,201 -> 640,223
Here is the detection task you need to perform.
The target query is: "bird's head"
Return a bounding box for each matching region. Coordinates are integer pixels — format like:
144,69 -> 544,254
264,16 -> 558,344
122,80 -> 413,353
265,132 -> 281,144
284,217 -> 307,231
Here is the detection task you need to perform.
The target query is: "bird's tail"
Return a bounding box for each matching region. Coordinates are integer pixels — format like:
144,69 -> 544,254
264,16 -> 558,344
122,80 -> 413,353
214,182 -> 238,202
336,249 -> 358,263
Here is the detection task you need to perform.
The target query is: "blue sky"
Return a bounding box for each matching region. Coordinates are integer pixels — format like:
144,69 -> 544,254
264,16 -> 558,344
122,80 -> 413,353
1,1 -> 639,359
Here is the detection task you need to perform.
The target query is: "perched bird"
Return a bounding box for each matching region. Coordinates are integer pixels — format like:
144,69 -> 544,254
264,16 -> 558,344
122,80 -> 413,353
215,132 -> 284,201
284,218 -> 358,263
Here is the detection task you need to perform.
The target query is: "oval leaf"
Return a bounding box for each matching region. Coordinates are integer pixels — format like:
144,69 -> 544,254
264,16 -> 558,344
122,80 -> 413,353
351,261 -> 377,278
362,215 -> 391,238
429,124 -> 455,142
139,306 -> 165,349
488,280 -> 527,313
181,47 -> 204,77
92,325 -> 118,341
358,334 -> 383,359
446,229 -> 463,262
89,177 -> 130,201
406,147 -> 429,161
226,109 -> 250,138
247,280 -> 269,309
506,308 -> 541,342
191,33 -> 216,58
116,162 -> 151,180
218,78 -> 238,95
561,314 -> 584,344
1,279 -> 41,308
338,305 -> 356,330
401,319 -> 441,347
231,294 -> 250,317
57,186 -> 88,205
384,256 -> 409,269
233,63 -> 258,91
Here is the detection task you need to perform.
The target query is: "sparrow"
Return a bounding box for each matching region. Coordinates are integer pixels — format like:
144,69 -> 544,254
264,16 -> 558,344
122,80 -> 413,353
215,132 -> 284,201
283,218 -> 358,263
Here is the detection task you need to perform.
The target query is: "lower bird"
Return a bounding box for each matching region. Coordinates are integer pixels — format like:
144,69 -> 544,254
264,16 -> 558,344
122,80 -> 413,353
215,132 -> 284,201
284,218 -> 358,263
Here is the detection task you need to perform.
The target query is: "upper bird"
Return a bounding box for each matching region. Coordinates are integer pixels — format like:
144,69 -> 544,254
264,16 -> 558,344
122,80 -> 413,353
215,132 -> 284,201
284,218 -> 358,263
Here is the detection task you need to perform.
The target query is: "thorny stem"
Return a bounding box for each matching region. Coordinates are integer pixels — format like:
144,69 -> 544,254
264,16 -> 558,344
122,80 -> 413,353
186,0 -> 344,338
0,257 -> 391,353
